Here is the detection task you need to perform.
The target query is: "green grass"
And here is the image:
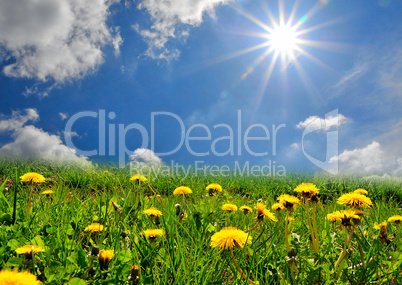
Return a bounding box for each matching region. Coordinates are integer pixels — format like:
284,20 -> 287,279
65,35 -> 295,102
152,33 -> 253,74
0,159 -> 401,284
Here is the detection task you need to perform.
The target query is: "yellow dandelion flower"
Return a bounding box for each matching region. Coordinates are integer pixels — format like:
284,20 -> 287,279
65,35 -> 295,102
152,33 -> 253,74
143,229 -> 164,240
99,249 -> 114,263
148,194 -> 162,199
19,172 -> 46,184
256,203 -> 277,221
374,221 -> 388,240
388,215 -> 402,224
352,210 -> 366,217
0,269 -> 39,285
206,183 -> 223,196
103,170 -> 109,173
181,212 -> 188,220
353,188 -> 368,195
173,186 -> 192,196
41,190 -> 54,195
328,210 -> 360,227
286,216 -> 295,223
84,223 -> 105,233
143,207 -> 162,219
277,194 -> 301,211
294,183 -> 320,199
271,203 -> 284,211
130,174 -> 147,182
326,212 -> 340,223
15,245 -> 45,257
239,205 -> 253,214
337,192 -> 373,209
373,221 -> 388,231
210,227 -> 252,250
222,203 -> 238,212
261,209 -> 278,222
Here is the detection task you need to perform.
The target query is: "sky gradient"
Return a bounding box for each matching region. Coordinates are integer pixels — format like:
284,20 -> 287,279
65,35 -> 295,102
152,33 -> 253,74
0,0 -> 401,175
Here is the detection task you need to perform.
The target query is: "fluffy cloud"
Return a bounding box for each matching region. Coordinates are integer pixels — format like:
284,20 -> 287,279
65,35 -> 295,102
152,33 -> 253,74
329,141 -> 385,173
135,0 -> 233,60
0,109 -> 39,131
130,148 -> 163,165
0,0 -> 121,84
0,109 -> 89,165
297,114 -> 348,131
59,112 -> 68,120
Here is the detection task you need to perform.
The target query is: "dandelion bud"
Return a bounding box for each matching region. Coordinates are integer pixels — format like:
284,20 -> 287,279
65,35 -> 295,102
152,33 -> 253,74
287,247 -> 297,259
121,231 -> 128,239
175,204 -> 181,216
99,249 -> 114,270
91,245 -> 100,256
130,265 -> 140,284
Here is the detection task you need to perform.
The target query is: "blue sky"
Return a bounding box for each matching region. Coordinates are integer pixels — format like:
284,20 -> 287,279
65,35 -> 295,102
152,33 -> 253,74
0,0 -> 401,175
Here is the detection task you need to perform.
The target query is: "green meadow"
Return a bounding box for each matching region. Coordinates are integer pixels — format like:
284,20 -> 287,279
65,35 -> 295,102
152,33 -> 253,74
0,160 -> 401,284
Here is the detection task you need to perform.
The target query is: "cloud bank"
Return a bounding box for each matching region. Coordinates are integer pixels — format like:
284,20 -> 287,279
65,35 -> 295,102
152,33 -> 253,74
0,0 -> 121,84
130,148 -> 163,165
0,109 -> 89,165
134,0 -> 233,60
297,114 -> 348,131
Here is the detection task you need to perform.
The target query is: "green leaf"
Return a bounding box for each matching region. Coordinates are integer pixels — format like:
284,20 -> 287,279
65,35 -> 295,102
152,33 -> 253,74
67,252 -> 78,265
0,213 -> 12,224
6,257 -> 23,267
77,247 -> 88,268
31,235 -> 45,248
0,179 -> 11,210
46,227 -> 58,235
117,250 -> 132,263
206,223 -> 216,233
7,239 -> 20,250
67,278 -> 86,285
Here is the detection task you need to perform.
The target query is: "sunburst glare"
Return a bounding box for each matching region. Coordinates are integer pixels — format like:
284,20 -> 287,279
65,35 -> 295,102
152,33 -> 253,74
218,0 -> 343,111
268,23 -> 299,61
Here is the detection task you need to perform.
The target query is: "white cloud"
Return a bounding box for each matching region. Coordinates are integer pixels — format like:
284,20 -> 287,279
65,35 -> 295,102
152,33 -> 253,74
0,109 -> 89,165
135,0 -> 233,60
63,131 -> 79,138
0,0 -> 121,85
130,148 -> 162,165
297,114 -> 348,131
290,142 -> 300,150
0,108 -> 39,131
329,141 -> 385,173
59,112 -> 68,120
333,64 -> 367,89
331,39 -> 402,101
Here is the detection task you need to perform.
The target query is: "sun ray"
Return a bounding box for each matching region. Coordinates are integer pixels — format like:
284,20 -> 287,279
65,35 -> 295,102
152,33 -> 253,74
229,4 -> 273,33
180,0 -> 342,108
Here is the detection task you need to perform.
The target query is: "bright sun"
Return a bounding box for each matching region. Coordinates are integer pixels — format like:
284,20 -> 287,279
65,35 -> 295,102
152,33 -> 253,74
210,0 -> 335,110
268,24 -> 299,59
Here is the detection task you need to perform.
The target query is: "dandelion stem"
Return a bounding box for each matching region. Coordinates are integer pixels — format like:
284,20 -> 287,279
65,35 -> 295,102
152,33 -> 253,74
305,200 -> 317,253
285,211 -> 290,252
312,203 -> 320,253
247,223 -> 259,233
335,227 -> 351,279
26,183 -> 34,218
147,182 -> 157,196
135,183 -> 140,208
12,170 -> 18,224
230,248 -> 255,285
